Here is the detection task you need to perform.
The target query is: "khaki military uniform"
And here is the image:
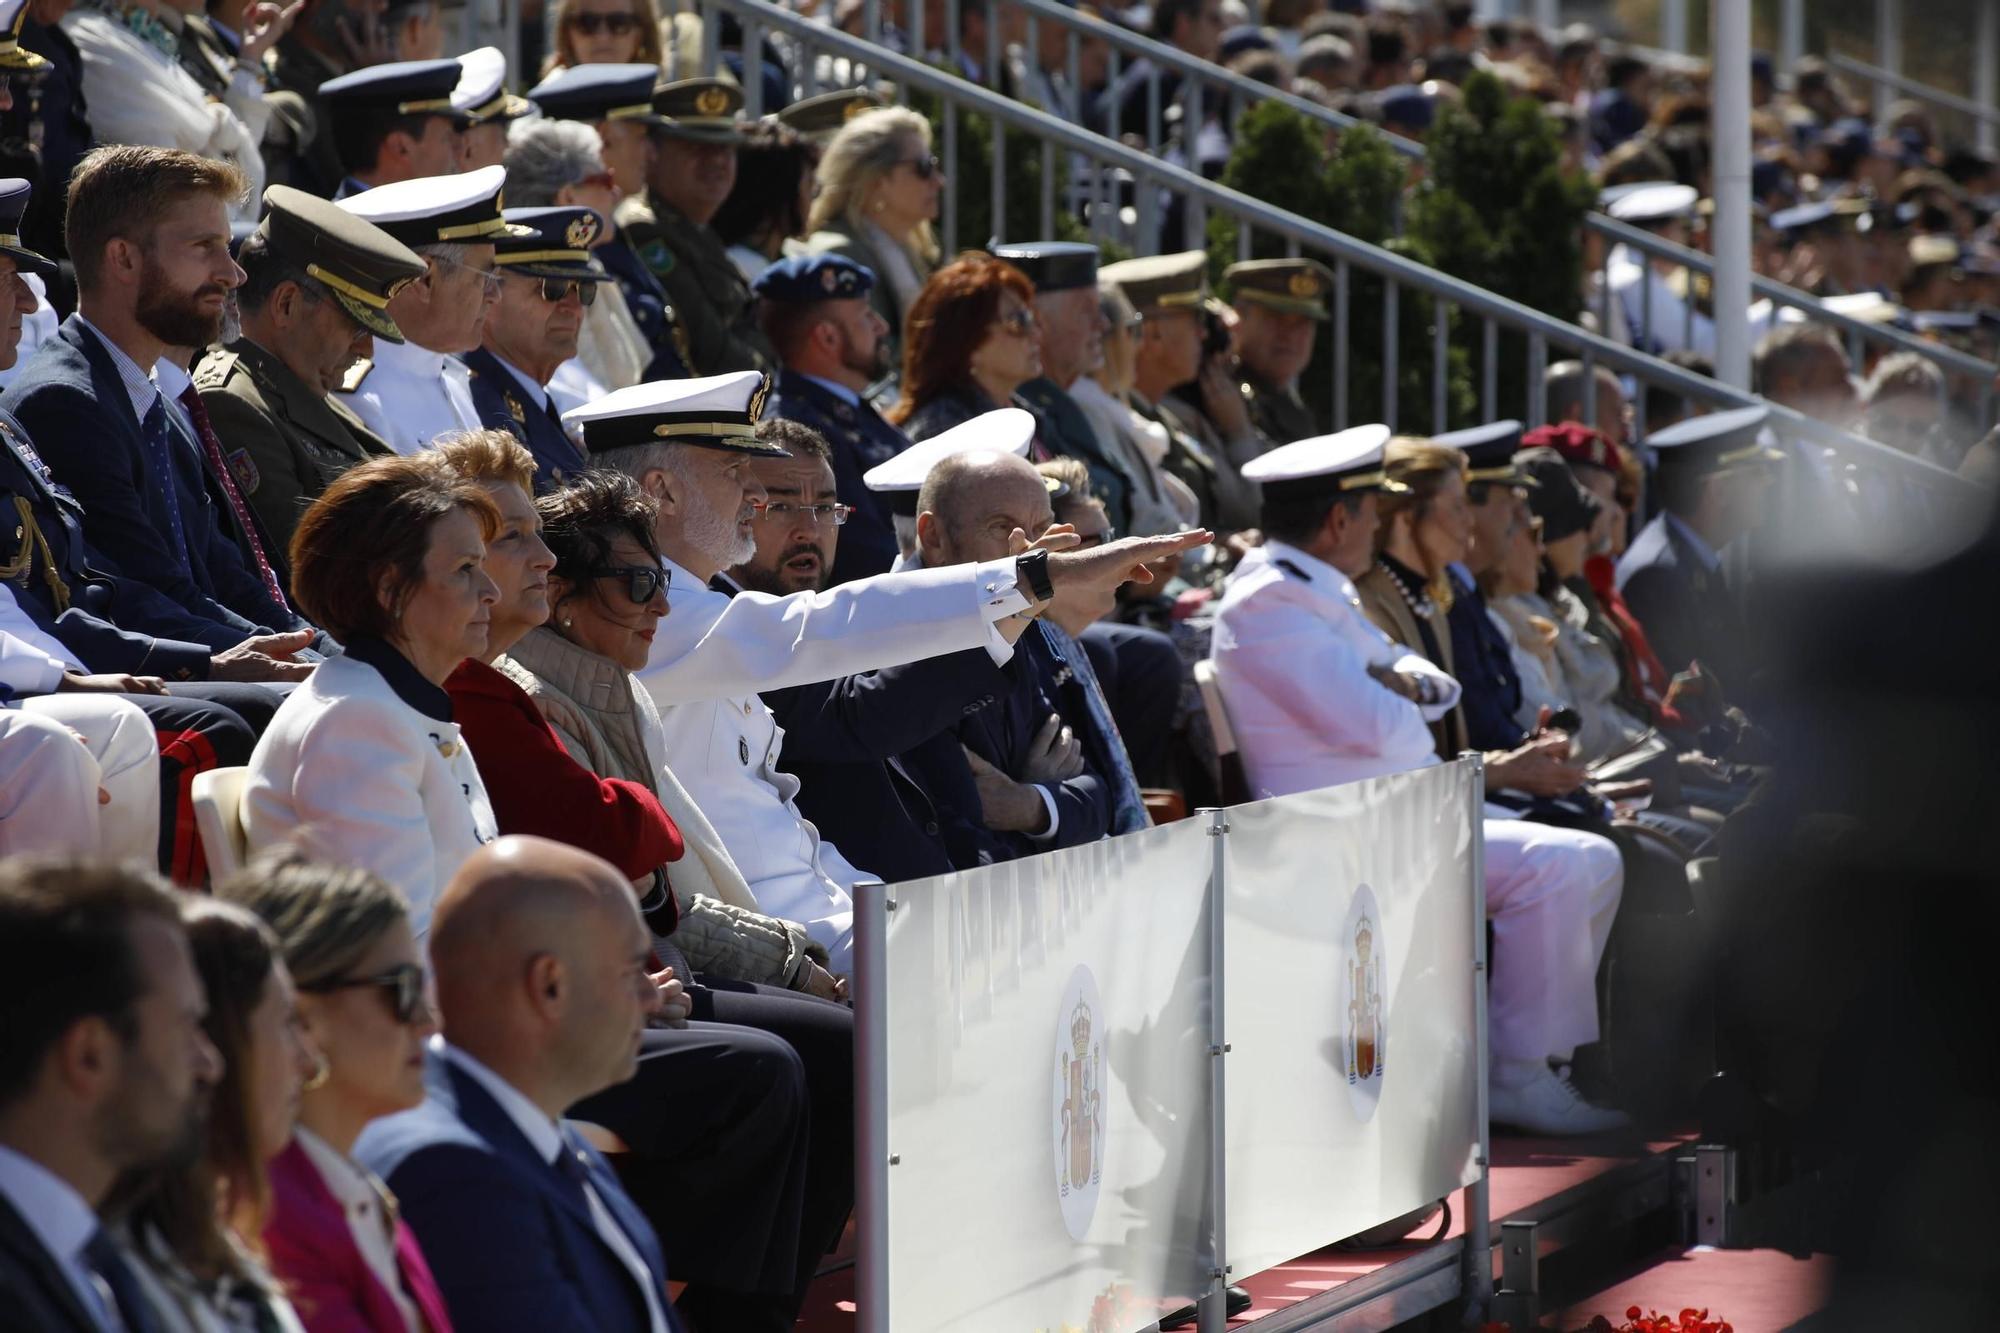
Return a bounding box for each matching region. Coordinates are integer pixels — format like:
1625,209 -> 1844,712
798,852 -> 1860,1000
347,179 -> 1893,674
194,338 -> 393,577
617,192 -> 773,376
1239,368 -> 1319,447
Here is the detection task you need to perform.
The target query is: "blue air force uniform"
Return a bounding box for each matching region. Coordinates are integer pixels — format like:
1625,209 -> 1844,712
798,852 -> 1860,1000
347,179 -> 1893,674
463,205 -> 612,489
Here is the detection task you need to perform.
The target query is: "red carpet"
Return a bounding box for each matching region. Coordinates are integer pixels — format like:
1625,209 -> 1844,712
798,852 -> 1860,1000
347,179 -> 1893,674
1550,1246 -> 1834,1333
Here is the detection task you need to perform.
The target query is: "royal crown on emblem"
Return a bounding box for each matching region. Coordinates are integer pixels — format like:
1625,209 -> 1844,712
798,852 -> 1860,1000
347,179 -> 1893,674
565,214 -> 598,249
1288,271 -> 1319,297
695,86 -> 729,116
1070,997 -> 1093,1056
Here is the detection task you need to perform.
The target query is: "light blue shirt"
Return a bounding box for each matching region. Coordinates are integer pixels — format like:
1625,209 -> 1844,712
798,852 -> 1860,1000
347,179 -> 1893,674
1664,511 -> 1723,576
0,1143 -> 117,1330
798,373 -> 861,408
75,315 -> 160,425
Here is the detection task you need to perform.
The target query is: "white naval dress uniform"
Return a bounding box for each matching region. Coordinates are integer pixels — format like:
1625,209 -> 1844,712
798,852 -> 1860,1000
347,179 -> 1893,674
0,586 -> 160,864
336,338 -> 483,457
1210,540 -> 1623,1067
636,555 -> 1035,974
244,649 -> 498,940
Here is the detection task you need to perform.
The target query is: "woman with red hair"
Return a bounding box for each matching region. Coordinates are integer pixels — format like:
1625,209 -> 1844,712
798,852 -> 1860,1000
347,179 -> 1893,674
887,251 -> 1047,443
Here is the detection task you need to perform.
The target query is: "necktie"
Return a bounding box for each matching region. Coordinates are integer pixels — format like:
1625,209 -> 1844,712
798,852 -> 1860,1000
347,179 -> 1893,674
137,396 -> 191,570
1039,622 -> 1149,835
83,1227 -> 161,1333
178,384 -> 290,612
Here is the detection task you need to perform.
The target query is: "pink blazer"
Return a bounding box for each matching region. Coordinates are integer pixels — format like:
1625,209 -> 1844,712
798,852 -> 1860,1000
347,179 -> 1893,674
265,1138 -> 456,1333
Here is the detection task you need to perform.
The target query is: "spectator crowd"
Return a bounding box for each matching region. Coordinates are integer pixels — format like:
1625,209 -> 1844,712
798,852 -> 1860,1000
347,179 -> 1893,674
0,0 -> 1982,1328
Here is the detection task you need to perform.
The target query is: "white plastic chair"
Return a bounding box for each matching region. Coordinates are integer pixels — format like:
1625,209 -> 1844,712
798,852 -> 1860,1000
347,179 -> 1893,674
1192,659 -> 1251,806
191,766 -> 251,879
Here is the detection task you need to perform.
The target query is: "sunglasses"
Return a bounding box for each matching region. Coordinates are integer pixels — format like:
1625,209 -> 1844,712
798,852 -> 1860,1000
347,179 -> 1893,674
301,963 -> 428,1025
995,308 -> 1039,338
567,11 -> 638,33
754,501 -> 854,527
591,563 -> 670,604
536,277 -> 599,306
898,155 -> 941,180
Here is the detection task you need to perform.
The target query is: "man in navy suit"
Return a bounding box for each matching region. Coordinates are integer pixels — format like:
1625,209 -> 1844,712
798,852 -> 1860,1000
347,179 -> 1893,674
357,836 -> 685,1333
464,205 -> 605,491
724,418 -> 1016,880
1615,405 -> 1780,698
0,147 -> 318,653
0,860 -> 224,1333
753,254 -> 909,585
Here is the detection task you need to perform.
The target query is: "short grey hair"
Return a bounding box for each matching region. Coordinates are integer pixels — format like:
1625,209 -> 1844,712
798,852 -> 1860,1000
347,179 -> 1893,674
1861,350 -> 1947,406
591,443 -> 678,488
504,118 -> 607,207
414,241 -> 471,267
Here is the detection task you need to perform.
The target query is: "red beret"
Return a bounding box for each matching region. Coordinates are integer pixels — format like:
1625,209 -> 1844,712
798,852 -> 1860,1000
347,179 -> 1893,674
1520,421 -> 1623,475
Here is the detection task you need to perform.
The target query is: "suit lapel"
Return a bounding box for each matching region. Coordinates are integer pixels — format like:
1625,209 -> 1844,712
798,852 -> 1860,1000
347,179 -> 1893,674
0,1191 -> 103,1333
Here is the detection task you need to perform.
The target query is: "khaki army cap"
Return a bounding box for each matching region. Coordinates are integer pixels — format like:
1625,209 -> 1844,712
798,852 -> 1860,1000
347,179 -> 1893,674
652,77 -> 748,144
1225,257 -> 1334,319
1099,249 -> 1208,314
258,185 -> 428,343
776,87 -> 889,144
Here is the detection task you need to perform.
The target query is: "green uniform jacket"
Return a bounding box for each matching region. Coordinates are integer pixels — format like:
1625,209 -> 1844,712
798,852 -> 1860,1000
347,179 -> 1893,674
1239,369 -> 1319,448
194,338 -> 393,583
616,192 -> 773,376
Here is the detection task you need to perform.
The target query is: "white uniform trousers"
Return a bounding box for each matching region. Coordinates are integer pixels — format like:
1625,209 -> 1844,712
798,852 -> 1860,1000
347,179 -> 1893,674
1,696 -> 159,864
1483,816 -> 1623,1067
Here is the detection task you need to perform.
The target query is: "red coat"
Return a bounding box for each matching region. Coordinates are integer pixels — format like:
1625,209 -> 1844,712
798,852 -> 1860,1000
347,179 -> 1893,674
1584,553 -> 1683,729
265,1138 -> 455,1333
445,658 -> 683,925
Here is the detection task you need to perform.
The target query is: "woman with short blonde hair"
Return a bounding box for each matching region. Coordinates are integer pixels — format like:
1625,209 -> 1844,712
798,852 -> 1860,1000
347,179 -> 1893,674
803,106 -> 944,346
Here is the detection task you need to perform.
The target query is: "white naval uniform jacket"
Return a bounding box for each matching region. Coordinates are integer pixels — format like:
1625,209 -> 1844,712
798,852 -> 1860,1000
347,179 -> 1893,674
1209,541 -> 1461,799
636,557 -> 1033,973
244,642 -> 497,939
336,339 -> 482,458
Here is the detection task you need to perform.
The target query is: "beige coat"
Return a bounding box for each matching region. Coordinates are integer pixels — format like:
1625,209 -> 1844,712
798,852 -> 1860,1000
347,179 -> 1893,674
499,628 -> 817,988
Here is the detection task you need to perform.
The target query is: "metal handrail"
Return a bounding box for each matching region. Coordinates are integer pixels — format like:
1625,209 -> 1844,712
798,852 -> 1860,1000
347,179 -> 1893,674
1827,54 -> 2000,129
1585,212 -> 2000,413
697,0 -> 1977,499
995,0 -> 1425,159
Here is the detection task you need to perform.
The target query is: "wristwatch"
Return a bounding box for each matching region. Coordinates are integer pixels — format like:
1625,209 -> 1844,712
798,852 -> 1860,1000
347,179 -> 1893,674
1015,549 -> 1055,602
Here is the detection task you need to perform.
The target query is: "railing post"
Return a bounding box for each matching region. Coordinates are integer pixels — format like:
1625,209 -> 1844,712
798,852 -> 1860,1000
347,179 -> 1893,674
1382,281 -> 1399,431
853,880 -> 892,1333
1196,807 -> 1231,1333
1333,259 -> 1349,429
1780,0 -> 1805,74
1660,0 -> 1688,56
1711,0 -> 1753,390
1874,0 -> 1902,123
1979,0 -> 1999,157
1462,755 -> 1493,1312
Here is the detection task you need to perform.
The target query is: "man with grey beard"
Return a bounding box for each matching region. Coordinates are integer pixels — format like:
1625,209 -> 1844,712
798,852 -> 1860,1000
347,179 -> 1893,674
569,375 -> 1209,968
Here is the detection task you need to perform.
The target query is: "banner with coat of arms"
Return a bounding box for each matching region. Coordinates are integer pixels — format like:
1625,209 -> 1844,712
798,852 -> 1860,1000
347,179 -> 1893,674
1220,760 -> 1484,1281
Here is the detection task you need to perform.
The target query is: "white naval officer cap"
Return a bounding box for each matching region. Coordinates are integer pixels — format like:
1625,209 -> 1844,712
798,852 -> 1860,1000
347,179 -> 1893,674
563,371 -> 791,456
1606,181 -> 1699,226
1646,404 -> 1782,476
453,46 -> 535,123
863,408 -> 1037,517
1241,422 -> 1407,497
337,164 -> 535,249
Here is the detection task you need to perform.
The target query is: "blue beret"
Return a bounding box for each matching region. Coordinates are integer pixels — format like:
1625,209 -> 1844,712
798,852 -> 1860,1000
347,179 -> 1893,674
752,253 -> 877,303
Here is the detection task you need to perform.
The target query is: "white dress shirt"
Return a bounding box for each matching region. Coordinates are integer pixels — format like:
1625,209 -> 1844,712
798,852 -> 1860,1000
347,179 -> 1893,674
0,1142 -> 118,1330
1210,540 -> 1461,799
292,1129 -> 421,1333
435,1040 -> 669,1333
337,339 -> 482,457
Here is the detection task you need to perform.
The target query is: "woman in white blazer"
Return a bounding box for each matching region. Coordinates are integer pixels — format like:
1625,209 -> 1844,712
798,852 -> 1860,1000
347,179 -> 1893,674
244,455 -> 502,939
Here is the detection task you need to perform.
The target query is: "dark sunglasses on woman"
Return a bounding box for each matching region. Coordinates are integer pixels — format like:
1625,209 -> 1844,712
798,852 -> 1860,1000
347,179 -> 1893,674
301,962 -> 429,1024
900,155 -> 941,180
567,11 -> 638,34
593,563 -> 670,604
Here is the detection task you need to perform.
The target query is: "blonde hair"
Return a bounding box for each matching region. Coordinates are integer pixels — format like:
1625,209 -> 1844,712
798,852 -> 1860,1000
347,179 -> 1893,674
1375,436 -> 1469,609
433,428 -> 540,496
219,852 -> 413,992
807,106 -> 940,264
